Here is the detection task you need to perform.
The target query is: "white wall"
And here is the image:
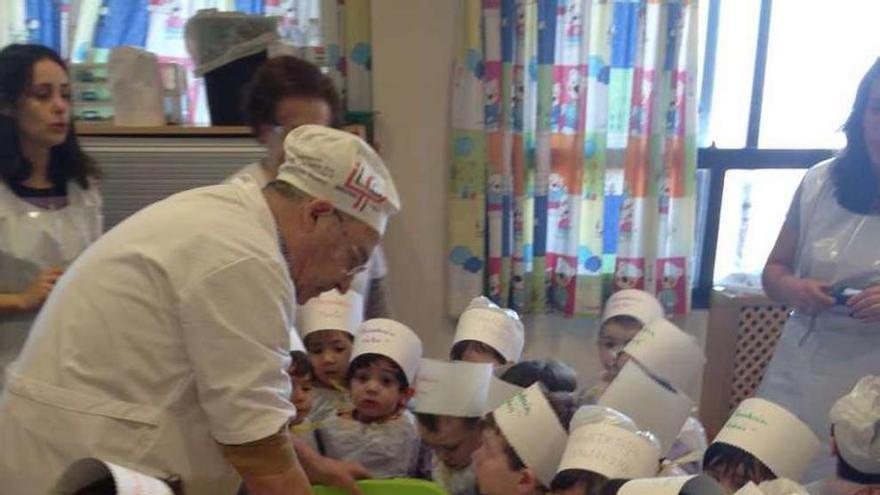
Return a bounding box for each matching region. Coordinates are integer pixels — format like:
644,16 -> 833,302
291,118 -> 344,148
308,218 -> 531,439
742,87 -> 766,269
371,0 -> 707,396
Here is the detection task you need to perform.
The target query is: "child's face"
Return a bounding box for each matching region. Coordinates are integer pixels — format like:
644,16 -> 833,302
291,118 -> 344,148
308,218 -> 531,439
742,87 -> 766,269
418,416 -> 482,470
704,464 -> 763,495
289,373 -> 314,425
349,359 -> 410,422
305,330 -> 353,387
472,427 -> 529,495
596,319 -> 642,381
460,342 -> 504,366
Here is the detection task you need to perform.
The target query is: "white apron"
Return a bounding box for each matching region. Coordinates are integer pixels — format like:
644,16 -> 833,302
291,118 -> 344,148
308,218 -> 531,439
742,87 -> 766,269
0,180 -> 102,388
758,160 -> 880,482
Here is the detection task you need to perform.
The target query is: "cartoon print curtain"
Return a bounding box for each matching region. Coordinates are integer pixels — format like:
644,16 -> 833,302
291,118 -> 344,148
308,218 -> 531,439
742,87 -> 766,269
448,0 -> 698,318
2,0 -> 372,121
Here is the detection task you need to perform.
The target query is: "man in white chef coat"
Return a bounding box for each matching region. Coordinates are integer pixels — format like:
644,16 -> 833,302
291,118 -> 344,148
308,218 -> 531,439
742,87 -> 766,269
0,125 -> 400,495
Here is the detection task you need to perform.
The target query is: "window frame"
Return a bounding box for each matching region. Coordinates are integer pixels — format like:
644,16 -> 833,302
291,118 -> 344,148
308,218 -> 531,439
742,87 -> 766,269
692,0 -> 837,308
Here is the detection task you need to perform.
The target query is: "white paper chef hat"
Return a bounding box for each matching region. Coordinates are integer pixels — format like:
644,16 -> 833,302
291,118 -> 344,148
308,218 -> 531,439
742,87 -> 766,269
599,360 -> 694,456
412,359 -> 492,417
602,289 -> 666,325
618,474 -> 726,495
296,289 -> 364,339
621,318 -> 706,396
278,125 -> 401,234
453,296 -> 525,363
351,318 -> 423,386
493,384 -> 569,488
289,327 -> 305,352
712,398 -> 820,481
732,479 -> 809,495
487,374 -> 526,411
829,374 -> 880,474
53,458 -> 174,495
557,405 -> 661,479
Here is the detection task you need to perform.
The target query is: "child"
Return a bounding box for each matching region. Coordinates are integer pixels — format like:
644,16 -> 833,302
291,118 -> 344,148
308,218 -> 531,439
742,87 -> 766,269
286,349 -> 324,452
500,359 -> 579,393
551,406 -> 661,495
704,398 -> 820,494
296,288 -> 363,422
320,318 -> 424,478
472,383 -> 577,495
451,296 -> 525,366
413,359 -> 494,495
806,375 -> 880,495
586,289 -> 665,401
589,293 -> 708,475
607,475 -> 726,495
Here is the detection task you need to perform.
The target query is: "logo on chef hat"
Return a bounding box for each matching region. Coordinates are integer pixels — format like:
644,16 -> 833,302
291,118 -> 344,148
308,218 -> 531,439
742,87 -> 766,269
339,160 -> 388,212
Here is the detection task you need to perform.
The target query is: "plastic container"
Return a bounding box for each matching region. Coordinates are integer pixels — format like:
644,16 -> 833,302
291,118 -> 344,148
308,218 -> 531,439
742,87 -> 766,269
312,479 -> 448,495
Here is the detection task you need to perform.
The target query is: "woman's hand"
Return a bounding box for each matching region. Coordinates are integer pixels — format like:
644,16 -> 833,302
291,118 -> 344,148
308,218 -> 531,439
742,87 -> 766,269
779,275 -> 835,315
18,267 -> 63,311
847,285 -> 880,323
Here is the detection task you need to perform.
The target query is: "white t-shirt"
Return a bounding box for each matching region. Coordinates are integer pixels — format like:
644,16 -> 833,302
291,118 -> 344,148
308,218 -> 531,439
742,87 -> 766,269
1,178 -> 296,493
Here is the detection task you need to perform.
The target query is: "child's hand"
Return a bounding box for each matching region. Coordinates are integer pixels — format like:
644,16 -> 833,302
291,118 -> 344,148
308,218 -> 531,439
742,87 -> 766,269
314,457 -> 371,495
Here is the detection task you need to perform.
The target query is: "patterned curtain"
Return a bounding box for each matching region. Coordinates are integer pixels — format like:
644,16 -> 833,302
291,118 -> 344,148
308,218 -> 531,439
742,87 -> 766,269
448,0 -> 698,318
4,0 -> 372,121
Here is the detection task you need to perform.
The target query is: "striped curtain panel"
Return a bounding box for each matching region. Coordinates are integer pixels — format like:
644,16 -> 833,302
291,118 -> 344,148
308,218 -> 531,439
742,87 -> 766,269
448,0 -> 698,318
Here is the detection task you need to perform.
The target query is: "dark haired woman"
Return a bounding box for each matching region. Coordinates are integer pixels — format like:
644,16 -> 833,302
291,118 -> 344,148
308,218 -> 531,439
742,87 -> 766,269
759,58 -> 880,482
0,44 -> 102,387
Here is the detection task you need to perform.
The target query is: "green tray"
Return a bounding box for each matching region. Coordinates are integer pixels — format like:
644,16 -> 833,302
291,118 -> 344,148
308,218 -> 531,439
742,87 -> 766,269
312,479 -> 448,495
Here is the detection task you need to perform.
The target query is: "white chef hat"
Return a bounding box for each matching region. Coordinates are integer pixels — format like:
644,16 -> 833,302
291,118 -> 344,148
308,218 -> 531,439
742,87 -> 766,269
557,405 -> 661,479
618,474 -> 726,495
289,327 -> 306,353
412,358 -> 493,417
830,374 -> 880,474
493,384 -> 568,488
277,125 -> 401,234
453,296 -> 525,363
351,318 -> 423,386
711,398 -> 820,481
732,479 -> 809,495
602,289 -> 666,326
53,458 -> 174,495
296,289 -> 364,339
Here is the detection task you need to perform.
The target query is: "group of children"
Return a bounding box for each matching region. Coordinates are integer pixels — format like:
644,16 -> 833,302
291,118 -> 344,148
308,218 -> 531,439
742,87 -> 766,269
281,288 -> 880,495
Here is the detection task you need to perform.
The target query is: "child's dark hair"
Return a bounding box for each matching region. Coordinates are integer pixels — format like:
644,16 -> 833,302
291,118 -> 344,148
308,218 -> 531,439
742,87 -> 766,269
345,353 -> 409,390
450,340 -> 507,364
415,413 -> 481,433
551,469 -> 609,495
303,329 -> 355,350
500,359 -> 578,393
599,315 -> 643,334
480,389 -> 579,491
703,442 -> 776,486
289,350 -> 314,379
596,478 -> 630,495
71,475 -> 182,495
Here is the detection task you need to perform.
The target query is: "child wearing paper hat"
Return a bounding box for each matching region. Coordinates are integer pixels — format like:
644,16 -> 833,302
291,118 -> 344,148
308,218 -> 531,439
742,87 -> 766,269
608,474 -> 727,495
596,289 -> 666,384
451,296 -> 525,366
53,458 -> 181,495
551,405 -> 662,495
296,288 -> 364,422
319,318 -> 424,478
413,359 -> 494,495
806,375 -> 880,495
473,383 -> 578,495
704,398 -> 820,493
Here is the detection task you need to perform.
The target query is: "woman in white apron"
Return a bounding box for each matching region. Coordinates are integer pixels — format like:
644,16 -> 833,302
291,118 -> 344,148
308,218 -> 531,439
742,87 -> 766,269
0,44 -> 102,388
760,59 -> 880,483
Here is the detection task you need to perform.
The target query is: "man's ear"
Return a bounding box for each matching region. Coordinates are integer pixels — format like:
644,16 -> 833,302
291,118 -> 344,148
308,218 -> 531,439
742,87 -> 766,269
516,467 -> 542,495
300,198 -> 336,232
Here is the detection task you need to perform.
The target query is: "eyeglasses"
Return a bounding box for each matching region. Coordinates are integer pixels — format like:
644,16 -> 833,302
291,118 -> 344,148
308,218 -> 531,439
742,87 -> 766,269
332,211 -> 370,277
